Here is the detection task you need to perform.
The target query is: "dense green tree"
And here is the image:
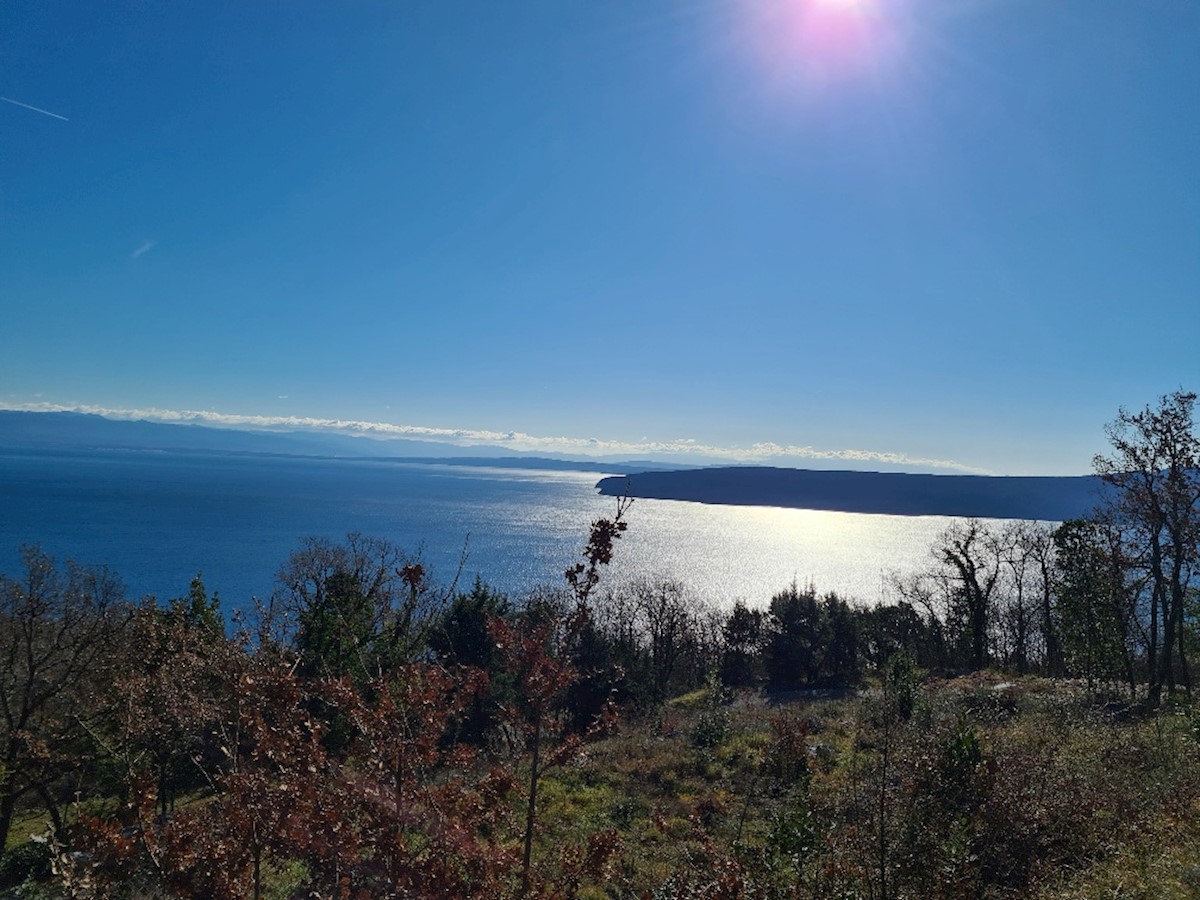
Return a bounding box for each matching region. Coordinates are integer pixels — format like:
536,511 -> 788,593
766,583 -> 859,689
856,601 -> 942,672
720,601 -> 767,688
766,582 -> 823,689
272,533 -> 433,677
295,568 -> 375,680
430,576 -> 510,669
822,592 -> 860,683
429,577 -> 512,742
168,573 -> 224,637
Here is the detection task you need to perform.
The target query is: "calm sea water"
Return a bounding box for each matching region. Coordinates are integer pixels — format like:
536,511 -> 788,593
1,449 -> 968,610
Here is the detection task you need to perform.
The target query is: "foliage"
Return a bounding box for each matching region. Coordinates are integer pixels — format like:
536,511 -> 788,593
689,675 -> 730,750
1093,389 -> 1200,705
720,601 -> 767,689
428,576 -> 512,743
1053,517 -> 1138,693
168,573 -> 224,637
0,547 -> 127,852
2,392 -> 1198,896
491,495 -> 630,895
271,533 -> 436,678
765,582 -> 860,689
0,839 -> 52,888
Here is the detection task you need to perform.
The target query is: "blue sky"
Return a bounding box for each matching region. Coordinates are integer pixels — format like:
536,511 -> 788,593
2,0 -> 1197,475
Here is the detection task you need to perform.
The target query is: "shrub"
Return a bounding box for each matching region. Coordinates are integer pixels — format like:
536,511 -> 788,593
0,839 -> 52,888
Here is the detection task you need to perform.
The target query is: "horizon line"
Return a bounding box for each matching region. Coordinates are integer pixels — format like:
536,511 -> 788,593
2,400 -> 995,475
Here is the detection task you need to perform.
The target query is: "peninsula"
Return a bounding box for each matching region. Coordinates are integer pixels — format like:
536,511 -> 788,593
596,466 -> 1104,521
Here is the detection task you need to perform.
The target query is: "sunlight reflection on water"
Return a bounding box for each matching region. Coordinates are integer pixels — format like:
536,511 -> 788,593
0,452 -> 1016,610
395,466 -> 978,607
586,494 -> 959,606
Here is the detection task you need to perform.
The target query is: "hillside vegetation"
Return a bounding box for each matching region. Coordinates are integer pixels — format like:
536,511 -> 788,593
0,391 -> 1196,898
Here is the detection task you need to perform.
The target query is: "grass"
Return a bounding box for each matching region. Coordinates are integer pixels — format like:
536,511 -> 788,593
8,674 -> 1200,897
1041,795 -> 1200,899
522,673 -> 1200,897
4,815 -> 49,852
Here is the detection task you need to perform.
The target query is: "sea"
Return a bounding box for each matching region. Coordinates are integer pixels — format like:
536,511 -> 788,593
0,448 -> 981,611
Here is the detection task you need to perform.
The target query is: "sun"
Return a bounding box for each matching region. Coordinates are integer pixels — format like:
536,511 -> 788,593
737,0 -> 899,90
813,0 -> 882,22
813,0 -> 871,12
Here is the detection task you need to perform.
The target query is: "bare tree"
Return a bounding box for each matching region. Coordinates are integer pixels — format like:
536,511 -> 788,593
933,520 -> 1003,672
270,533 -> 436,676
995,521 -> 1057,674
1018,521 -> 1062,675
1093,390 -> 1200,703
0,547 -> 125,849
631,578 -> 693,701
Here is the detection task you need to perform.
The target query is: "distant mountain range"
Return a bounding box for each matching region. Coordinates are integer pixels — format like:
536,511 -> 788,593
596,466 -> 1106,521
2,411 -> 1107,519
0,411 -> 675,475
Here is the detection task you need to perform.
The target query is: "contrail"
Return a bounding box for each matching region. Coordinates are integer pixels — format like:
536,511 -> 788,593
1,96 -> 69,121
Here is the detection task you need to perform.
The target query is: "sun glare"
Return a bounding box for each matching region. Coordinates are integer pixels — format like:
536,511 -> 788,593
741,0 -> 902,92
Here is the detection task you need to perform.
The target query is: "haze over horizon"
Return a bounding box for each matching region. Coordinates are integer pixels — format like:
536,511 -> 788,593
3,1 -> 1197,477
0,401 -> 1002,474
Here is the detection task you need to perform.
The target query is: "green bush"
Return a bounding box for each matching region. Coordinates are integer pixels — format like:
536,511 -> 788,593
0,839 -> 52,888
766,800 -> 816,865
691,708 -> 730,749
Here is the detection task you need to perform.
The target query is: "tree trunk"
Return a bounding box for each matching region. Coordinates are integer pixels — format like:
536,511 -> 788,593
971,593 -> 987,672
1040,557 -> 1063,676
1171,548 -> 1192,697
0,774 -> 19,852
876,701 -> 890,900
521,716 -> 541,896
1148,543 -> 1162,705
32,781 -> 66,845
1160,583 -> 1175,697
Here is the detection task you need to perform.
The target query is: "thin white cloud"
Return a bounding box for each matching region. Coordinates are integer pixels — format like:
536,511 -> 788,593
1,96 -> 69,121
2,401 -> 991,474
131,240 -> 157,259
